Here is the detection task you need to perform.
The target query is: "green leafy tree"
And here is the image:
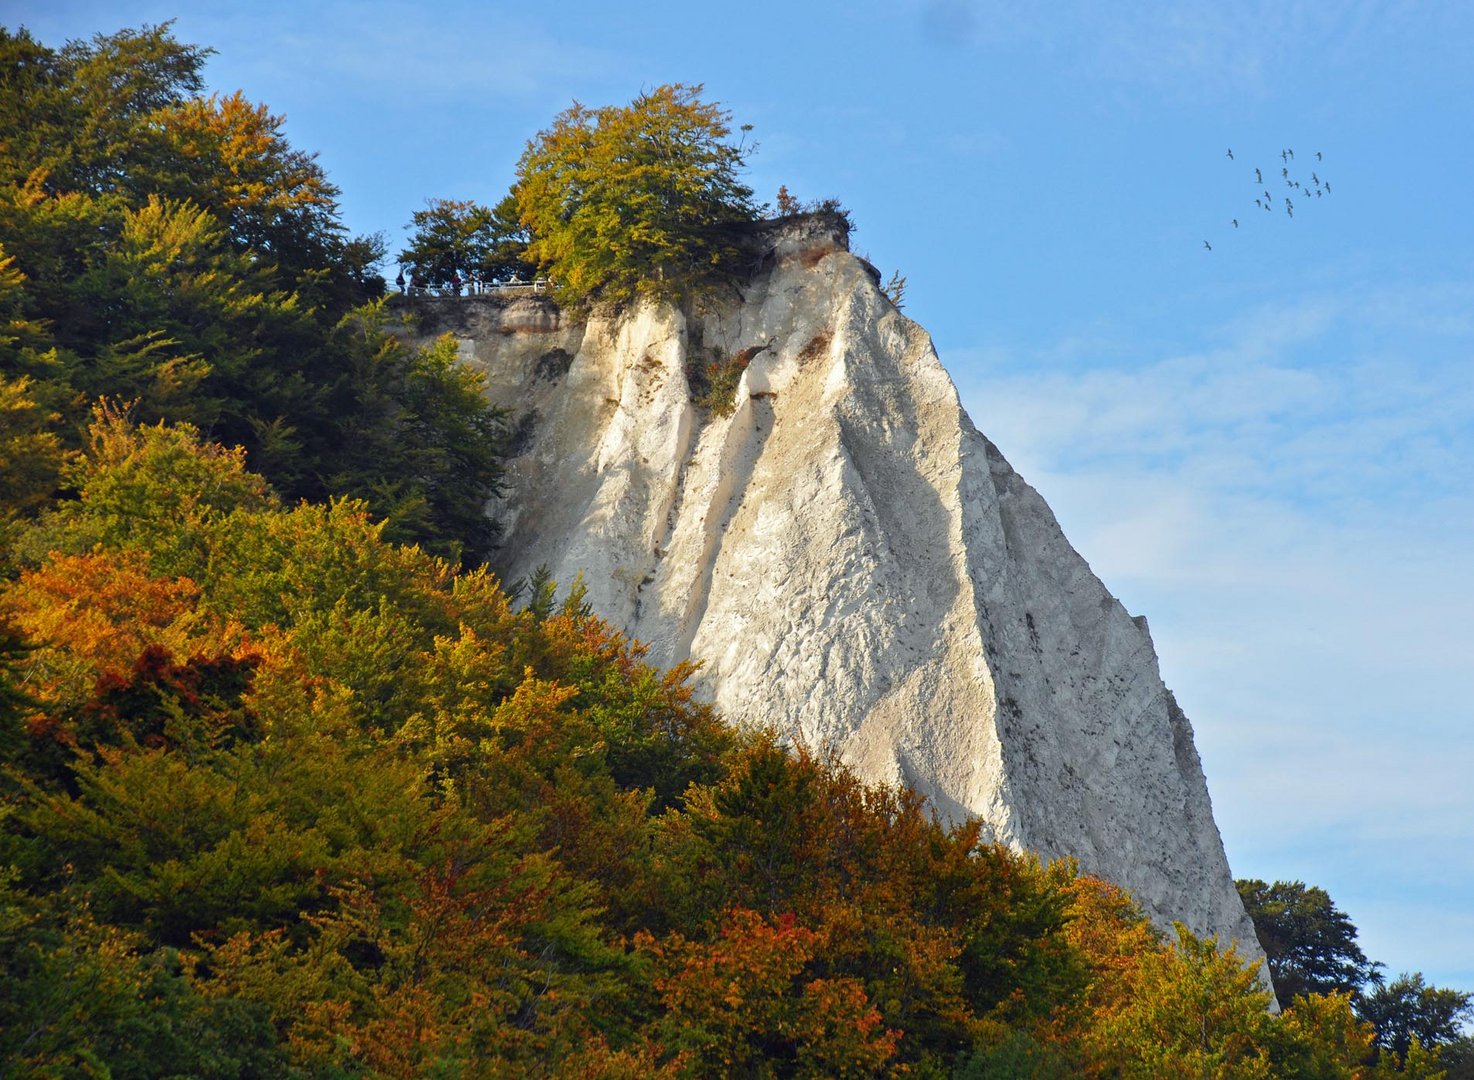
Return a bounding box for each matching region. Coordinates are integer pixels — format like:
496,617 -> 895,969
514,83 -> 758,305
1238,878 -> 1381,1008
0,24 -> 210,195
1086,924 -> 1277,1079
0,373 -> 68,530
399,194 -> 533,289
0,619 -> 32,763
1438,1034 -> 1474,1080
1,23 -> 507,563
1267,991 -> 1378,1080
0,24 -> 371,310
0,884 -> 287,1077
148,90 -> 353,291
1358,972 -> 1473,1064
315,305 -> 509,565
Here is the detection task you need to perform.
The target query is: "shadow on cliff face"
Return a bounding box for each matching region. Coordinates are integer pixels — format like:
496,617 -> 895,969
673,393 -> 778,659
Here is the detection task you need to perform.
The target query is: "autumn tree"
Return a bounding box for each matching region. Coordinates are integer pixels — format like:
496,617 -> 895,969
4,33 -> 1449,1070
514,83 -> 759,305
0,24 -> 211,195
0,404 -> 1434,1073
638,908 -> 899,1076
0,410 -> 694,1072
0,24 -> 509,563
0,373 -> 67,536
1082,925 -> 1278,1078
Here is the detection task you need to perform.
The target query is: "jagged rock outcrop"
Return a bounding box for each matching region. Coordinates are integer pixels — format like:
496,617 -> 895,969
403,215 -> 1265,971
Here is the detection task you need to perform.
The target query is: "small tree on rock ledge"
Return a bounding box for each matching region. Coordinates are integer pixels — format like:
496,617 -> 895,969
513,83 -> 758,306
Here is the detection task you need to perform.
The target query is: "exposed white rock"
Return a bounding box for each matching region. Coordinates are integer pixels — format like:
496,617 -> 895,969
405,218 -> 1266,975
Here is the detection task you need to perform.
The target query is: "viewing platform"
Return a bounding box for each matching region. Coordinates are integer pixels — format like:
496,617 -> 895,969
400,276 -> 552,299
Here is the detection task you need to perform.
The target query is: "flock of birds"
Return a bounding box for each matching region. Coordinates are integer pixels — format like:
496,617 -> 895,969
1203,147 -> 1331,251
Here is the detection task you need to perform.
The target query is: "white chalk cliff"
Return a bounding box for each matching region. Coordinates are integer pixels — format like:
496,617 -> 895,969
411,216 -> 1264,971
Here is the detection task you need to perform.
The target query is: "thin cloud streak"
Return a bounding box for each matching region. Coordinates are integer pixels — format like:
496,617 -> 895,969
952,281 -> 1474,984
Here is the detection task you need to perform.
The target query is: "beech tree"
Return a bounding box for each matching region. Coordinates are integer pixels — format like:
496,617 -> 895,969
399,195 -> 533,289
1358,972 -> 1474,1064
514,83 -> 758,304
1237,878 -> 1380,1008
0,23 -> 509,564
2,407 -> 1447,1074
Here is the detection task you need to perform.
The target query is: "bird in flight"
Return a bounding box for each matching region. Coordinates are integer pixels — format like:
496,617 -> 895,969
1324,181 -> 1331,193
1204,240 -> 1212,250
1218,144 -> 1330,238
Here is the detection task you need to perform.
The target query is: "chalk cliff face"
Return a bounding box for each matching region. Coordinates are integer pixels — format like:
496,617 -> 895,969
410,217 -> 1264,969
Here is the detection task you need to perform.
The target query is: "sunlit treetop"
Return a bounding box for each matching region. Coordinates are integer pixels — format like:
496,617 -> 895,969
514,83 -> 759,305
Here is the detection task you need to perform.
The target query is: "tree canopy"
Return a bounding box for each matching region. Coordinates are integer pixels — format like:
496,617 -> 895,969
399,194 -> 535,289
1359,974 -> 1474,1064
4,20 -> 1471,1077
0,23 -> 507,564
0,406 -> 1448,1076
1238,878 -> 1382,1008
1240,877 -> 1474,1073
513,83 -> 759,305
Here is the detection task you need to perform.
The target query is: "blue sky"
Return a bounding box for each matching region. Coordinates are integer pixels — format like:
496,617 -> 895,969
14,0 -> 1473,992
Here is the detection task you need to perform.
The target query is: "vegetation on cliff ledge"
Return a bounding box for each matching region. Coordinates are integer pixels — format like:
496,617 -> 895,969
513,83 -> 759,305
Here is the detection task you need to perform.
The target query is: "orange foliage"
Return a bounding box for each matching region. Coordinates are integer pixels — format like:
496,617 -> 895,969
2,550 -> 251,710
639,907 -> 900,1077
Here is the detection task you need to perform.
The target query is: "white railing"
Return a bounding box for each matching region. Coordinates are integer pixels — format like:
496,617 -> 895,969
405,277 -> 553,298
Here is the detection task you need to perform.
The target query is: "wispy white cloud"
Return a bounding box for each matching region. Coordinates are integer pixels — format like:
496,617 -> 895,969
909,0 -> 1473,102
199,3 -> 621,104
957,288 -> 1473,516
952,281 -> 1474,981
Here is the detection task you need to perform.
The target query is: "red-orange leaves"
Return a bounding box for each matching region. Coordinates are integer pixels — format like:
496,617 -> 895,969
2,550 -> 258,773
83,644 -> 260,753
639,907 -> 900,1077
3,551 -> 229,694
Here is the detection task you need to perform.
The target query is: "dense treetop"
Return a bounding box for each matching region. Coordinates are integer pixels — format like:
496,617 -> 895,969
512,83 -> 760,305
1238,879 -> 1383,1008
0,22 -> 505,565
397,194 -> 535,292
